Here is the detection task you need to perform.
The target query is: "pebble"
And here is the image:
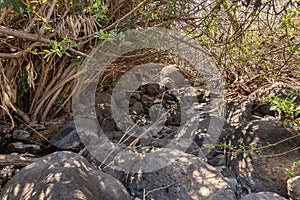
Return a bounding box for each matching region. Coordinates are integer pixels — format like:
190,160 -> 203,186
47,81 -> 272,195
11,142 -> 41,151
141,95 -> 154,107
12,130 -> 31,141
132,102 -> 144,115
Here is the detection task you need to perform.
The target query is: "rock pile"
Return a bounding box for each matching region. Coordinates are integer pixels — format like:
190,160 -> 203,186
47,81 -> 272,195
0,81 -> 299,200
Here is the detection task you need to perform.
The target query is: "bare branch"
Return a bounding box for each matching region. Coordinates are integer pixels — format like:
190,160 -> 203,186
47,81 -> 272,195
0,51 -> 25,58
0,154 -> 36,166
39,0 -> 57,36
0,26 -> 89,57
0,26 -> 51,43
103,0 -> 148,31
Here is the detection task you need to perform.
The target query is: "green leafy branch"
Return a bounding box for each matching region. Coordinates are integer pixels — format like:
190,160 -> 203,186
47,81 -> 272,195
0,0 -> 25,15
43,39 -> 73,61
285,160 -> 300,179
85,0 -> 108,22
267,90 -> 300,127
203,142 -> 274,156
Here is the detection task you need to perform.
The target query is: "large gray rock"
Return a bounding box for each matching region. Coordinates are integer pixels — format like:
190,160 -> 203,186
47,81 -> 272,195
124,148 -> 236,200
287,176 -> 300,200
241,192 -> 287,200
227,120 -> 300,197
0,151 -> 130,200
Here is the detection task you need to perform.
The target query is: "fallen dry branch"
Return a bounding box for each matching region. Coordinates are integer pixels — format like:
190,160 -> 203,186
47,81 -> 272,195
0,154 -> 36,166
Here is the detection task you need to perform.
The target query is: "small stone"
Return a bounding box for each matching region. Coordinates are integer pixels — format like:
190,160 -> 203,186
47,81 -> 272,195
11,142 -> 41,151
141,95 -> 154,107
95,91 -> 111,104
96,103 -> 111,118
207,154 -> 226,167
129,97 -> 138,106
26,124 -> 45,131
132,92 -> 141,100
146,83 -> 160,96
12,130 -> 31,141
0,125 -> 12,133
165,111 -> 181,126
4,133 -> 12,139
101,117 -> 117,132
132,102 -> 144,114
163,93 -> 175,101
149,104 -> 159,121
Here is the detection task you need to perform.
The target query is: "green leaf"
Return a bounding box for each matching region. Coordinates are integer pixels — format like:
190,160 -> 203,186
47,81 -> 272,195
0,0 -> 25,14
57,51 -> 63,57
0,0 -> 11,10
11,0 -> 23,14
64,51 -> 71,57
53,41 -> 58,50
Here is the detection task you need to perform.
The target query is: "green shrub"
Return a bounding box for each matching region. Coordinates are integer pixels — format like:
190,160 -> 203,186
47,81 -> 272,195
267,90 -> 300,127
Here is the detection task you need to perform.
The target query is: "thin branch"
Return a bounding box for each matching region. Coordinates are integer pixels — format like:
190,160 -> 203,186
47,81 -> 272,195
25,2 -> 48,33
259,146 -> 300,158
40,87 -> 63,123
145,173 -> 192,197
15,107 -> 30,125
0,42 -> 41,59
15,116 -> 50,143
103,0 -> 149,31
0,51 -> 25,58
39,0 -> 57,36
0,7 -> 12,25
0,26 -> 90,57
0,105 -> 14,129
0,26 -> 51,43
31,69 -> 87,122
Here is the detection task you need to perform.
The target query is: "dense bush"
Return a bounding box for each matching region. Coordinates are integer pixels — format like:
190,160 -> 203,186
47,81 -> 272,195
0,0 -> 299,126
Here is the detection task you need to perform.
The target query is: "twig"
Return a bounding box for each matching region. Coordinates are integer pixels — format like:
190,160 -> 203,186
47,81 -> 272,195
103,0 -> 148,31
15,116 -> 50,143
259,146 -> 300,158
0,7 -> 12,25
39,0 -> 57,36
0,26 -> 90,57
0,105 -> 14,129
144,173 -> 192,197
0,51 -> 25,58
0,42 -> 41,59
0,26 -> 51,43
25,2 -> 48,33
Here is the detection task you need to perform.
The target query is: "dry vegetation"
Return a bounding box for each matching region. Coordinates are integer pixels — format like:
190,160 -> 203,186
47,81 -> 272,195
0,0 -> 299,127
